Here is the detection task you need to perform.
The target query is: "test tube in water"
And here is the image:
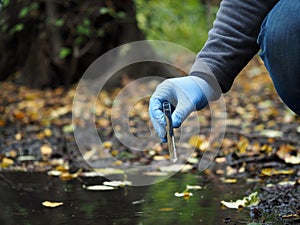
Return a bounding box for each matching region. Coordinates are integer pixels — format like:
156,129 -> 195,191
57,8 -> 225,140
163,102 -> 177,162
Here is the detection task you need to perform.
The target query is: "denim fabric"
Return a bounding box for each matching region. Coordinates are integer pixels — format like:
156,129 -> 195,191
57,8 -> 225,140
258,0 -> 300,115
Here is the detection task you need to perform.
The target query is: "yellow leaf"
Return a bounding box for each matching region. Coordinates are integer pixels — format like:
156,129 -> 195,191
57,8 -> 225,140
188,135 -> 205,149
221,178 -> 238,184
1,157 -> 14,168
112,160 -> 123,166
42,201 -> 63,208
261,168 -> 294,176
15,133 -> 22,141
158,208 -> 174,212
103,141 -> 113,149
44,128 -> 52,137
40,144 -> 52,157
59,168 -> 82,181
174,191 -> 193,198
237,137 -> 249,154
153,155 -> 166,161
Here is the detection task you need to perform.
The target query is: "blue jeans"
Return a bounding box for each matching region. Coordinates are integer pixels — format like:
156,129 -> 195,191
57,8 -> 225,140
258,0 -> 300,115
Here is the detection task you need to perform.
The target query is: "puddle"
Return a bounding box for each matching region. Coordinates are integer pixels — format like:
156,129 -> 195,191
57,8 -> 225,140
0,172 -> 285,225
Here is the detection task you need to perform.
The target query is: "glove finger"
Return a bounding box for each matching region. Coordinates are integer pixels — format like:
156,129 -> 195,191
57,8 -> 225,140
149,98 -> 167,142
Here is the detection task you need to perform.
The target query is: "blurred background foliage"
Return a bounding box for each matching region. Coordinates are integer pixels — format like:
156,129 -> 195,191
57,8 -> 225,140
0,0 -> 220,88
135,0 -> 219,52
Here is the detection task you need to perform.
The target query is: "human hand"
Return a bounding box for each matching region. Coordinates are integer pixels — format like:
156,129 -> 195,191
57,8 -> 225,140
149,76 -> 213,142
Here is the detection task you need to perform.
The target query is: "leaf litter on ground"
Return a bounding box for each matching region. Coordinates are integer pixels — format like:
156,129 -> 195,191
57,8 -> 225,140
0,57 -> 299,222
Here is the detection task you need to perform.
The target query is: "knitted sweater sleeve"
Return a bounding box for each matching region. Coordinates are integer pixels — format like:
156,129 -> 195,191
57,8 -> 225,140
189,0 -> 279,99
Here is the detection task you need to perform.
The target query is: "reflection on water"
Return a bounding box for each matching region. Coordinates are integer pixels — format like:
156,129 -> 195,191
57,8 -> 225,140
0,172 -> 260,225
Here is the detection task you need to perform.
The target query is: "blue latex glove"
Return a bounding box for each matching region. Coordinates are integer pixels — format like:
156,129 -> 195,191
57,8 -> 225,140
149,76 -> 213,142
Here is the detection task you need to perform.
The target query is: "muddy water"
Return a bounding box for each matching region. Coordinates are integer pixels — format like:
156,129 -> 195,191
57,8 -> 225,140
0,172 -> 282,225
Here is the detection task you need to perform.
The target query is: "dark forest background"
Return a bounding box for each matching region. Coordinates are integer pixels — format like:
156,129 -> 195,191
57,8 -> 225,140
0,0 -> 220,88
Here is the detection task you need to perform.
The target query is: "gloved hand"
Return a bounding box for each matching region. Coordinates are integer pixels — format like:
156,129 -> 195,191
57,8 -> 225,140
149,76 -> 213,142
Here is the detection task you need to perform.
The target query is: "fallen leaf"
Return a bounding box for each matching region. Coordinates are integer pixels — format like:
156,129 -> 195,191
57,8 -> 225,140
215,157 -> 226,163
260,129 -> 283,138
220,178 -> 238,184
174,191 -> 193,198
186,185 -> 202,190
43,128 -> 52,137
94,168 -> 125,175
221,192 -> 260,209
153,155 -> 167,161
1,157 -> 14,168
40,144 -> 52,157
59,168 -> 82,181
79,171 -> 103,177
188,135 -> 205,149
103,180 -> 132,187
42,201 -> 63,208
284,155 -> 300,164
83,185 -> 116,191
47,170 -> 62,177
237,137 -> 249,154
103,141 -> 113,149
261,168 -> 294,176
62,124 -> 74,133
278,181 -> 296,186
281,214 -> 300,219
158,208 -> 174,212
17,155 -> 36,162
15,133 -> 22,141
143,171 -> 169,176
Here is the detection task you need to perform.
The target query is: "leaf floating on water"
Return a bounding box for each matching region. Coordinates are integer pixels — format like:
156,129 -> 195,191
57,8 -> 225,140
221,192 -> 260,209
94,168 -> 125,175
143,171 -> 169,176
83,185 -> 116,191
42,201 -> 63,208
59,168 -> 83,181
221,199 -> 247,209
47,170 -> 62,177
174,191 -> 193,198
79,171 -> 102,177
186,185 -> 202,190
103,180 -> 132,187
159,164 -> 192,173
158,208 -> 174,212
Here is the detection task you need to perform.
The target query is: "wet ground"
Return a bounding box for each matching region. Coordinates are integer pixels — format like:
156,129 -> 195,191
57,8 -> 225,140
0,172 -> 290,225
0,59 -> 300,224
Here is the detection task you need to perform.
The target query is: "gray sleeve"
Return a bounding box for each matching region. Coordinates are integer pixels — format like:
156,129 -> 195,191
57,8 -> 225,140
189,0 -> 278,97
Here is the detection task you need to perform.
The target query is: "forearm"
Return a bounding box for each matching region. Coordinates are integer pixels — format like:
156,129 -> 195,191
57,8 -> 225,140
190,0 -> 279,97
